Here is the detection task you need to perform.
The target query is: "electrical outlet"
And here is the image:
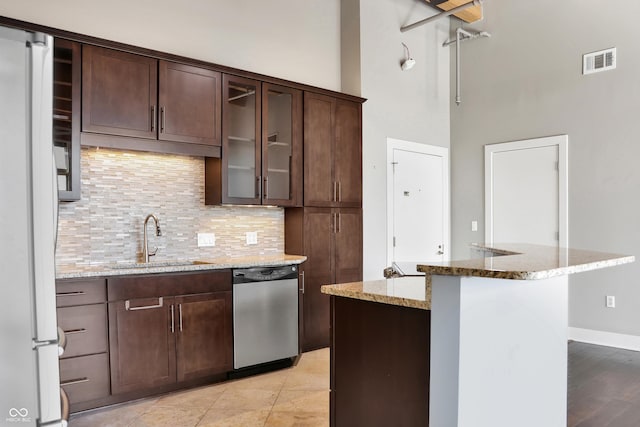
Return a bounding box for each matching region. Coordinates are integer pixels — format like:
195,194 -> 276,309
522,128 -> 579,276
606,295 -> 616,308
471,221 -> 478,232
197,233 -> 215,247
246,231 -> 258,245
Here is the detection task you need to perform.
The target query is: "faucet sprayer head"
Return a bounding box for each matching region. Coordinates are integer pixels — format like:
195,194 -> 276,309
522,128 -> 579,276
155,223 -> 162,237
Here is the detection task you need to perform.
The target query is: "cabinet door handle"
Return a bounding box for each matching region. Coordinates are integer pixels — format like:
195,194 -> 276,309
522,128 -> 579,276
56,291 -> 85,297
264,176 -> 269,199
333,181 -> 337,202
337,212 -> 341,233
178,303 -> 183,332
151,105 -> 156,131
332,213 -> 338,233
256,175 -> 262,199
60,377 -> 89,387
62,328 -> 86,335
160,107 -> 165,133
170,304 -> 175,333
125,297 -> 163,311
338,181 -> 342,202
300,271 -> 305,294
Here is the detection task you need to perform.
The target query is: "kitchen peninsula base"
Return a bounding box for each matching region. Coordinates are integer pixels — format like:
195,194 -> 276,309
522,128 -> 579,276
323,244 -> 634,427
330,293 -> 430,426
430,274 -> 568,427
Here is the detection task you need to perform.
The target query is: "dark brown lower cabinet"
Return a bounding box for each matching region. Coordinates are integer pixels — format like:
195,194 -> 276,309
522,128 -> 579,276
59,353 -> 110,404
108,296 -> 177,394
331,296 -> 431,426
285,207 -> 362,351
175,292 -> 233,382
108,271 -> 233,395
56,278 -> 110,412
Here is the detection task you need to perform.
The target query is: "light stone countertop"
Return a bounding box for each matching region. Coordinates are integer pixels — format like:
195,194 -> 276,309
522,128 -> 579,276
56,254 -> 307,279
321,244 -> 634,309
321,276 -> 430,310
417,243 -> 635,280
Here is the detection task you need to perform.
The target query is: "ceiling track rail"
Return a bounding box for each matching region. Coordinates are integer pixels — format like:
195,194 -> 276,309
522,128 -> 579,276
400,0 -> 483,33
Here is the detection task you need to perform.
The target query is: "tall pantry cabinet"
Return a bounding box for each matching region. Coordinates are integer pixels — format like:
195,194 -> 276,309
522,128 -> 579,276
286,92 -> 363,352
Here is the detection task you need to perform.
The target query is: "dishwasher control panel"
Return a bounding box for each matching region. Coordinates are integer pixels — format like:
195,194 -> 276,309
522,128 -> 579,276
232,265 -> 298,284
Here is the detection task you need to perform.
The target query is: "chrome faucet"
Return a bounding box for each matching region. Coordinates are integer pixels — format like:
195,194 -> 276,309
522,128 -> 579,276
142,214 -> 162,263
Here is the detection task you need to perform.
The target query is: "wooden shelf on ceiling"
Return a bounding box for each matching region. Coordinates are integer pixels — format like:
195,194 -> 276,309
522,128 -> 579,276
426,0 -> 483,23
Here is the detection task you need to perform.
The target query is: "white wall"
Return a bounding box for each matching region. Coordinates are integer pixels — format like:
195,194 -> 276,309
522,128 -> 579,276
358,0 -> 450,279
449,0 -> 640,337
0,0 -> 340,90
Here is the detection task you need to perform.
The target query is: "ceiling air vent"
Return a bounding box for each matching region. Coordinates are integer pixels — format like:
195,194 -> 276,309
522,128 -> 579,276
583,47 -> 616,75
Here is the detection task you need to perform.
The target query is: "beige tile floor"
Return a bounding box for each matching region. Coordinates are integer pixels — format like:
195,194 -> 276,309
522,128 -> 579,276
69,349 -> 330,427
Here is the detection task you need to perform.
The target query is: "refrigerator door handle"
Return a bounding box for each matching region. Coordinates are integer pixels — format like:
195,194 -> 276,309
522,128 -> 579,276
29,34 -> 59,342
33,338 -> 58,349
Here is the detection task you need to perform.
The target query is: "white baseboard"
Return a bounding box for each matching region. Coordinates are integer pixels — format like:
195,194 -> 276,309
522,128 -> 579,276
569,327 -> 640,351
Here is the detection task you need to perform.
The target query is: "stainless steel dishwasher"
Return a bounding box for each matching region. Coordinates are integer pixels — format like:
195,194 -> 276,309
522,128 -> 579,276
232,265 -> 299,369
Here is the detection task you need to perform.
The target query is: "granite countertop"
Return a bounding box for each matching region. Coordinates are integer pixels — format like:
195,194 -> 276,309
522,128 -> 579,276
417,243 -> 635,280
321,276 -> 430,310
56,254 -> 307,279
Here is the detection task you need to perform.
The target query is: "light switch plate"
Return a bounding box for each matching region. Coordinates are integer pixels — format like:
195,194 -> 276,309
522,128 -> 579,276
197,233 -> 215,247
606,295 -> 616,308
246,231 -> 258,245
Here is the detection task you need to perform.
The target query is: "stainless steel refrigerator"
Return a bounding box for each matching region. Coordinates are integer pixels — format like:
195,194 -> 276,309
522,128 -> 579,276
0,25 -> 65,427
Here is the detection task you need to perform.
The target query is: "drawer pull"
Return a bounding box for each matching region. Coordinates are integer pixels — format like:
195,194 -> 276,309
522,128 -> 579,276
63,328 -> 86,335
125,297 -> 163,311
56,291 -> 86,297
61,377 -> 89,386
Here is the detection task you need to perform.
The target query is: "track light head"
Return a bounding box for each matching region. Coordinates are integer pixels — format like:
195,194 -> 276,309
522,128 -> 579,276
400,42 -> 416,71
401,58 -> 416,71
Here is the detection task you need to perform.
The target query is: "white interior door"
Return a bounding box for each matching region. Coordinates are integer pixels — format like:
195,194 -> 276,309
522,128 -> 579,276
387,139 -> 449,265
485,135 -> 568,248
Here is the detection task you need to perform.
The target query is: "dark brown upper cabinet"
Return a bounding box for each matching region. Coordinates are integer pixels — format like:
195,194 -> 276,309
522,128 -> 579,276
205,75 -> 302,206
53,39 -> 81,201
82,45 -> 157,139
262,82 -> 303,206
81,45 -> 221,156
158,61 -> 221,146
303,92 -> 362,208
220,75 -> 261,204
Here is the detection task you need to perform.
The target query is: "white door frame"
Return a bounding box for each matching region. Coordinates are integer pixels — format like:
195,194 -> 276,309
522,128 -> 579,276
386,138 -> 450,266
484,135 -> 568,248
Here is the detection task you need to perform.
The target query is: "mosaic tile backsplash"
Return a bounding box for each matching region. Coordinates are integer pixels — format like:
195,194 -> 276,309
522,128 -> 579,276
56,147 -> 284,266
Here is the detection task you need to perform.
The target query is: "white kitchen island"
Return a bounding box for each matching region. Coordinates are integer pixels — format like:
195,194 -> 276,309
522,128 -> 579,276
419,244 -> 634,427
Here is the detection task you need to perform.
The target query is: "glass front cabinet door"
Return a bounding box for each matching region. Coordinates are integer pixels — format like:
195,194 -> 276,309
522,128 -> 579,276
221,75 -> 301,206
261,83 -> 302,206
222,75 -> 260,204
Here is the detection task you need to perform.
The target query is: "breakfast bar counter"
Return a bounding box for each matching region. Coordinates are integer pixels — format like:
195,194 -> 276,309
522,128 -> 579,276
322,244 -> 634,427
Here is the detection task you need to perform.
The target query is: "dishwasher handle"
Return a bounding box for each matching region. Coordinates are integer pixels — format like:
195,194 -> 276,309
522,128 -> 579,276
233,265 -> 298,283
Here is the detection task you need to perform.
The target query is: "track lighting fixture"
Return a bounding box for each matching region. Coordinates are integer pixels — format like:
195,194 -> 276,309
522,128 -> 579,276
401,42 -> 415,71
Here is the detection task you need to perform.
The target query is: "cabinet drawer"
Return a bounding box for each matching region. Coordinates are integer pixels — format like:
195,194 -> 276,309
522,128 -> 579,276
60,353 -> 110,404
107,270 -> 231,301
56,278 -> 106,307
57,304 -> 108,358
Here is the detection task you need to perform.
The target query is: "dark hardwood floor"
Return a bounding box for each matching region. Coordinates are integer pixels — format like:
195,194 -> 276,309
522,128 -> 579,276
569,341 -> 640,426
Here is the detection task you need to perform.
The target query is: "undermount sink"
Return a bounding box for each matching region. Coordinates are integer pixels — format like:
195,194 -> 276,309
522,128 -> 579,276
108,260 -> 209,269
